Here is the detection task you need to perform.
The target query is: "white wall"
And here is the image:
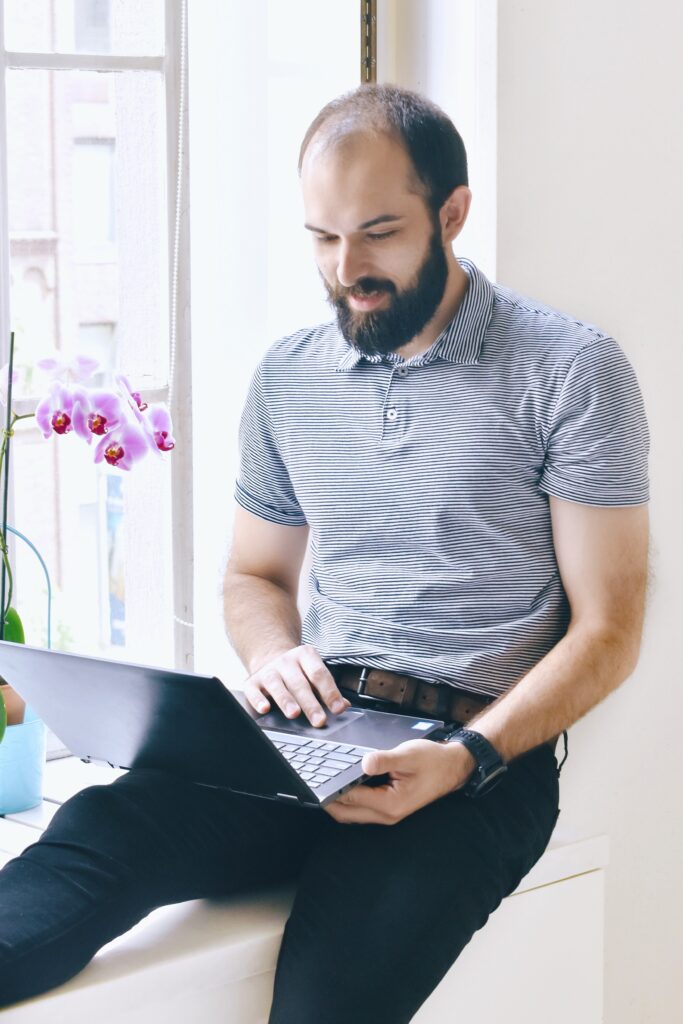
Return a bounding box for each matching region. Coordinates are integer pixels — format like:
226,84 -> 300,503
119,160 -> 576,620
390,2 -> 683,1022
496,4 -> 682,1022
188,1 -> 358,683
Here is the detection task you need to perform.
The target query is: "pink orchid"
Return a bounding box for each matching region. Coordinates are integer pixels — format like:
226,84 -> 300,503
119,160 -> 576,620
35,383 -> 81,439
37,353 -> 100,384
116,375 -> 175,454
145,404 -> 176,452
93,421 -> 150,471
72,389 -> 125,445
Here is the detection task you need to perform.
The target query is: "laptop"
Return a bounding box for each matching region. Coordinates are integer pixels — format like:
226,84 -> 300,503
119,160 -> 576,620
0,642 -> 450,809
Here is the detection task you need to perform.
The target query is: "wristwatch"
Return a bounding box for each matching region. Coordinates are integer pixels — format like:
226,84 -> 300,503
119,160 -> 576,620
448,728 -> 508,798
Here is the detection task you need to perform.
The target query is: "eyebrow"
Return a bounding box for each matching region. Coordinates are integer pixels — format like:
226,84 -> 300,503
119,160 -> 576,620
304,214 -> 404,234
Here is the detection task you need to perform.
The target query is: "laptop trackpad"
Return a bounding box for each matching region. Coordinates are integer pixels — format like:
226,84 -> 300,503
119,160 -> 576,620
257,706 -> 443,748
257,707 -> 364,739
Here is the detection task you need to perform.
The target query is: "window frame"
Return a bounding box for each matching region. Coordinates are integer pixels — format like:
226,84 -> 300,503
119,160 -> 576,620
0,0 -> 194,671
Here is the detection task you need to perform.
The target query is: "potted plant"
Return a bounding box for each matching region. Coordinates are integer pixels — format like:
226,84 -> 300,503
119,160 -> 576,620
0,333 -> 175,813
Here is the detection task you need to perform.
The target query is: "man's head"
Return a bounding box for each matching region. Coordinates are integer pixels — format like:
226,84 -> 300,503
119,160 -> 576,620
299,85 -> 471,358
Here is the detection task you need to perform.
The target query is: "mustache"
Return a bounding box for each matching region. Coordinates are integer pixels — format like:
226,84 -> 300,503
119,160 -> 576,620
328,277 -> 397,303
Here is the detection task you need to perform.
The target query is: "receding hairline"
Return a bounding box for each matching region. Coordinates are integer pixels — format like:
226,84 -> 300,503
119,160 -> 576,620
299,120 -> 431,203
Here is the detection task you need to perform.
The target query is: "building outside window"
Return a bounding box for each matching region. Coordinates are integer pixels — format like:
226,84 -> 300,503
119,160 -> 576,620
0,0 -> 179,674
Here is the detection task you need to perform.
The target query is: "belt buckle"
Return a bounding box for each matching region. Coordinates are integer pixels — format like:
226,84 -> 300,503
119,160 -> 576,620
348,668 -> 398,709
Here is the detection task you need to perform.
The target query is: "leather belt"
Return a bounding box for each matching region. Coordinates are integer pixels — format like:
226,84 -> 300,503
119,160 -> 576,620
329,665 -> 492,726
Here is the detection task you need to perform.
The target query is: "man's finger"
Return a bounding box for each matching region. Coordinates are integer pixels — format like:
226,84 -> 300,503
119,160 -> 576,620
325,801 -> 395,826
255,670 -> 303,719
298,646 -> 352,714
362,749 -> 402,776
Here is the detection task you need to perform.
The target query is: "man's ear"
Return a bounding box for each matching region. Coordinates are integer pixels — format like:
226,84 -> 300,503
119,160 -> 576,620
439,186 -> 472,244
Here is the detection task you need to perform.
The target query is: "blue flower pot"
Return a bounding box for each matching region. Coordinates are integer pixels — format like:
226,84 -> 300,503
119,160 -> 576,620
0,707 -> 46,815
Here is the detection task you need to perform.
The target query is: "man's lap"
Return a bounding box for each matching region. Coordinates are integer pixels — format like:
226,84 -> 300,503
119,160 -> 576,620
0,745 -> 558,1014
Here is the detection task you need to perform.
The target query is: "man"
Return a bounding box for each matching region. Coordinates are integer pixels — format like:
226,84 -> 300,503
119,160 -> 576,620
0,85 -> 648,1022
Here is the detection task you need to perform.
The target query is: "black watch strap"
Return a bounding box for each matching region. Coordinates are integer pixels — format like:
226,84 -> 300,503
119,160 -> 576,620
450,728 -> 508,798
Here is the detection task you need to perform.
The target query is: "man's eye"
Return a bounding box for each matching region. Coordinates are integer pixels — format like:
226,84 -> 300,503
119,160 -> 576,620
367,231 -> 397,241
315,235 -> 337,244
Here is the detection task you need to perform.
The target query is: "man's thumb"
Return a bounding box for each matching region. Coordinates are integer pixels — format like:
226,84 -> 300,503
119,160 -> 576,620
363,750 -> 394,775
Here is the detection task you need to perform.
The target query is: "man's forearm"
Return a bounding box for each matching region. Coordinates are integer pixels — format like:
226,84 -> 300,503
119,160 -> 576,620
463,624 -> 641,763
223,572 -> 302,674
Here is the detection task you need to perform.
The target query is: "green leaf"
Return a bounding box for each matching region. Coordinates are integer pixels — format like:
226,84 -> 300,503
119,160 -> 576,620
3,607 -> 25,645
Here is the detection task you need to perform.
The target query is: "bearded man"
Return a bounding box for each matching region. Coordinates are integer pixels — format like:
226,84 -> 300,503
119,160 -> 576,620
0,85 -> 649,1024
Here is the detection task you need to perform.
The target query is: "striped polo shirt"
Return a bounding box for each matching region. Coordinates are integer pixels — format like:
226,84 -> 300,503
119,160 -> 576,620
235,259 -> 649,698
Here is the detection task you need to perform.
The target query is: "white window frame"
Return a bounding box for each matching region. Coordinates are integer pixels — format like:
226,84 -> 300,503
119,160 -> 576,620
0,0 -> 193,671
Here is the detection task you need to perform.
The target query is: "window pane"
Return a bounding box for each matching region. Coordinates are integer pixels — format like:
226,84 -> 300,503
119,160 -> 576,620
4,0 -> 164,56
5,65 -> 174,665
6,68 -> 169,387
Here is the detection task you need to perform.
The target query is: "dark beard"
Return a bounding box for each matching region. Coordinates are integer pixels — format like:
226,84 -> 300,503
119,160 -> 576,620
324,228 -> 449,358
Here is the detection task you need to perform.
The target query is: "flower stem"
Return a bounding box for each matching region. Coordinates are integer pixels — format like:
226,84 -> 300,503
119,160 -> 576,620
0,334 -> 34,631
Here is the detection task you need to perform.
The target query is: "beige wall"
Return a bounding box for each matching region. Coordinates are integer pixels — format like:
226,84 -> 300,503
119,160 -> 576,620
388,1 -> 682,1020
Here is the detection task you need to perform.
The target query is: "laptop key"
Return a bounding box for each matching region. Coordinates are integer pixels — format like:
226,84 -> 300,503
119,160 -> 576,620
320,742 -> 340,752
265,731 -> 310,746
323,759 -> 353,771
312,775 -> 330,784
318,767 -> 341,778
327,752 -> 361,765
334,744 -> 356,754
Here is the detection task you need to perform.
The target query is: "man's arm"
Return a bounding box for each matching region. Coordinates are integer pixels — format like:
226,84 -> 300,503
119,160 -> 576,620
223,505 -> 351,725
462,496 -> 649,762
328,496 -> 649,825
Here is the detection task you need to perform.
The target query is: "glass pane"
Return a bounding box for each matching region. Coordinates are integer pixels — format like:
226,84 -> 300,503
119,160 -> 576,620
6,68 -> 169,388
4,0 -> 164,56
5,66 -> 174,665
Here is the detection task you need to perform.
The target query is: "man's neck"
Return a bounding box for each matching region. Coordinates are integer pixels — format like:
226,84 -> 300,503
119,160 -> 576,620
394,258 -> 469,360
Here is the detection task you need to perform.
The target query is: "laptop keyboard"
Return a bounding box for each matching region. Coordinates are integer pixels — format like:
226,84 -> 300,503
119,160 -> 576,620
264,730 -> 374,789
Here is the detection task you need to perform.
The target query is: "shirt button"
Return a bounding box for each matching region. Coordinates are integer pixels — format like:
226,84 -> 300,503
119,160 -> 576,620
397,367 -> 408,376
386,408 -> 398,421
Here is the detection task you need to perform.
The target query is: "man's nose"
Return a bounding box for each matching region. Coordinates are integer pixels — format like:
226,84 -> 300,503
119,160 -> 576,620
336,242 -> 366,289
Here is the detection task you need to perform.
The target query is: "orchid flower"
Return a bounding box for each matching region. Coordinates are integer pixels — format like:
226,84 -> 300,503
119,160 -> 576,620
145,405 -> 175,452
37,353 -> 100,384
93,421 -> 150,471
116,375 -> 176,454
35,383 -> 82,439
4,353 -> 175,473
72,389 -> 125,445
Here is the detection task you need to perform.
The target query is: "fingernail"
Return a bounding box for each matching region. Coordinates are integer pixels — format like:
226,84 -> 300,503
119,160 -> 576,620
313,712 -> 326,726
332,700 -> 345,713
257,701 -> 269,713
286,703 -> 299,717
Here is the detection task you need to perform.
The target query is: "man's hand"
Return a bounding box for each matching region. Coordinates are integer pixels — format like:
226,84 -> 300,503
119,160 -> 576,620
243,644 -> 352,727
325,739 -> 476,825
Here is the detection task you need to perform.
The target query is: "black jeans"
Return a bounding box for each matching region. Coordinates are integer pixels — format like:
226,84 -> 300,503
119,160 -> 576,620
0,745 -> 559,1023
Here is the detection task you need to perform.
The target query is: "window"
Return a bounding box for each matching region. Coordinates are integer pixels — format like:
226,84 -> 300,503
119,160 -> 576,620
0,1 -> 189,678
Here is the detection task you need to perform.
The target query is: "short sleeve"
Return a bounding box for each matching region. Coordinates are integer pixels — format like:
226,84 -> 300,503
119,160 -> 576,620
234,362 -> 308,526
539,337 -> 650,506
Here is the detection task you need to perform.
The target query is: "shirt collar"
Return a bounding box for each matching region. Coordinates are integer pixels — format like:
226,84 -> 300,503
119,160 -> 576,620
335,258 -> 494,372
